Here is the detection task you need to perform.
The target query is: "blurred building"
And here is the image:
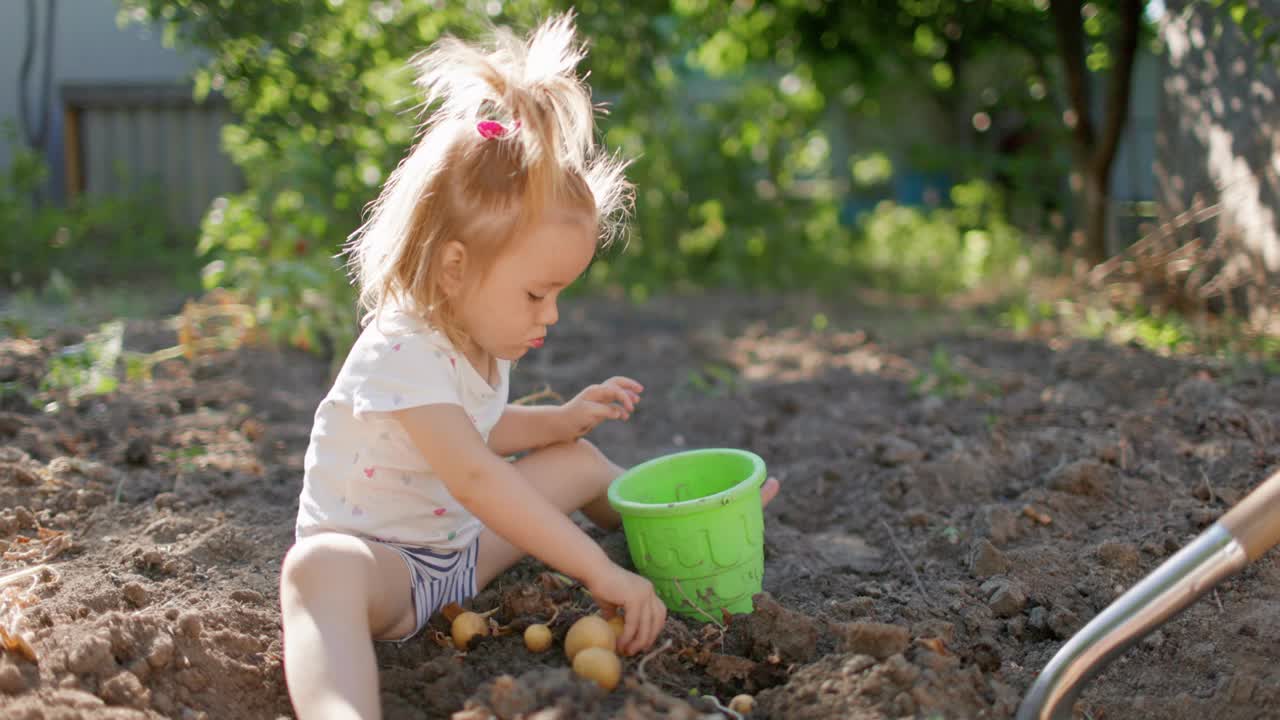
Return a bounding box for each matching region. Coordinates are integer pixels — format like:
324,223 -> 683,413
0,0 -> 241,229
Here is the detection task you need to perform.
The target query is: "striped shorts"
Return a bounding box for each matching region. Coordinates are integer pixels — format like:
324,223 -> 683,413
372,536 -> 481,643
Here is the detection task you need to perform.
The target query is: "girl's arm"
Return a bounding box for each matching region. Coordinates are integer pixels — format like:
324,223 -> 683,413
486,404 -> 570,456
488,376 -> 643,456
393,403 -> 613,585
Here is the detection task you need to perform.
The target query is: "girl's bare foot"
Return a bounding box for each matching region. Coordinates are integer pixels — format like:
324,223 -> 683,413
761,476 -> 780,506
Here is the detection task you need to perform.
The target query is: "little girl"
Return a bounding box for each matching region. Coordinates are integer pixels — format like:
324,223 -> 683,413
279,14 -> 778,720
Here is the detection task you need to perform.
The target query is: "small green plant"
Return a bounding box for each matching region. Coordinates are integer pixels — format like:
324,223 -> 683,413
938,524 -> 961,545
1005,295 -> 1280,363
682,363 -> 739,398
1073,305 -> 1192,354
911,347 -> 972,398
41,321 -> 125,401
161,445 -> 205,473
29,293 -> 261,405
998,295 -> 1056,333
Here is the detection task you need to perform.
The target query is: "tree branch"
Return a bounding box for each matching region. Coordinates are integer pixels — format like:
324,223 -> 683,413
1093,0 -> 1143,177
1049,0 -> 1095,153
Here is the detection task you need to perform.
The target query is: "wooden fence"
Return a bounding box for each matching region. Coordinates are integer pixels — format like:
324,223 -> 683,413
61,82 -> 242,229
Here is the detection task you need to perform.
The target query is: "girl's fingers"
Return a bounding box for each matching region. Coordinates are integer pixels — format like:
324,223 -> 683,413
617,392 -> 635,413
606,376 -> 644,394
620,608 -> 639,652
627,605 -> 648,655
626,607 -> 644,655
651,603 -> 666,647
587,402 -> 618,420
646,602 -> 661,650
597,384 -> 633,411
587,382 -> 640,415
593,395 -> 630,419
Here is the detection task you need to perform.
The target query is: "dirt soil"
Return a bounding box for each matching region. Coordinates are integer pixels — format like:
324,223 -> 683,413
0,291 -> 1277,720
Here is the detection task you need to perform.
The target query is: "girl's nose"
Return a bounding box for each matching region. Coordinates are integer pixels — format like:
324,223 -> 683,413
540,299 -> 559,326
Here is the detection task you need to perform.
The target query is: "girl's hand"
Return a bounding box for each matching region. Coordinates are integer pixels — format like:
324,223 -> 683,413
559,376 -> 643,439
586,564 -> 667,655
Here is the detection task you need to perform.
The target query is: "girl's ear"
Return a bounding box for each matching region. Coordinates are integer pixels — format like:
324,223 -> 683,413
437,241 -> 468,297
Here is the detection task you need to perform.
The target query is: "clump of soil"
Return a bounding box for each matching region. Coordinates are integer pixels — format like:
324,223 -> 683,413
0,292 -> 1277,719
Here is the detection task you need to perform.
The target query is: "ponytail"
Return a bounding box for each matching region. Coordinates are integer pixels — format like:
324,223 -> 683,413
345,13 -> 632,332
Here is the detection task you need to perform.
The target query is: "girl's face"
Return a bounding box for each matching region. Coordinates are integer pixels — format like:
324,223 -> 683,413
453,212 -> 597,363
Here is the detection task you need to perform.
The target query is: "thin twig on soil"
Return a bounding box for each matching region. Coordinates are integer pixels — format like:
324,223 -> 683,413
512,386 -> 563,406
701,693 -> 744,720
1245,410 -> 1269,446
672,579 -> 725,629
881,520 -> 930,605
636,638 -> 673,686
549,571 -> 578,589
0,565 -> 53,590
1214,589 -> 1224,613
1257,412 -> 1275,446
1200,467 -> 1216,504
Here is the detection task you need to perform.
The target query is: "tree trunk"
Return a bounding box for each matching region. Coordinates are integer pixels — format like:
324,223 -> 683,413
1082,163 -> 1110,261
1049,0 -> 1142,265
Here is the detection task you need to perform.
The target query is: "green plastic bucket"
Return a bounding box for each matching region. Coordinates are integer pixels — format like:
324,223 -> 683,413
607,448 -> 766,619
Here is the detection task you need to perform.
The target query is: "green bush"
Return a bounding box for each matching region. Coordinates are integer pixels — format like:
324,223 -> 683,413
855,180 -> 1028,296
1,125 -> 190,289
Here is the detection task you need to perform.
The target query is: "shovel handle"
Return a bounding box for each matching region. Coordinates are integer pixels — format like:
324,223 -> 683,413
1219,469 -> 1280,562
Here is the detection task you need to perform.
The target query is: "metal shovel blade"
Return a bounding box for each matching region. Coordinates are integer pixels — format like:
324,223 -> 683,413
1017,469 -> 1280,720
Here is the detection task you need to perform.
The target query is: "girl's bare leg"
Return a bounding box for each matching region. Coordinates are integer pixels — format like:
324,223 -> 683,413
475,439 -> 781,589
279,533 -> 416,720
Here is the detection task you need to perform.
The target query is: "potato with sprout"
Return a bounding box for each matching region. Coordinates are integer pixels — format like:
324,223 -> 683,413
450,611 -> 489,650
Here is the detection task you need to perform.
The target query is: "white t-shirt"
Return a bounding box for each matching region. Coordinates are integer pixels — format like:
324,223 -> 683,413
294,306 -> 511,550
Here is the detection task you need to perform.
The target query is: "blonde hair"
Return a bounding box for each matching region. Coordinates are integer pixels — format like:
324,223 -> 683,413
344,13 -> 631,343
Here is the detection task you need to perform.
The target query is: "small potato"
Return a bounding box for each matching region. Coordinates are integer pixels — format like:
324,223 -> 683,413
451,611 -> 489,650
572,646 -> 621,691
729,694 -> 755,714
524,624 -> 552,653
564,615 -> 615,661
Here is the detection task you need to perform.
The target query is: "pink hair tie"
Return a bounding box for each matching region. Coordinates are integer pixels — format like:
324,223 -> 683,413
477,120 -> 508,139
476,119 -> 521,139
